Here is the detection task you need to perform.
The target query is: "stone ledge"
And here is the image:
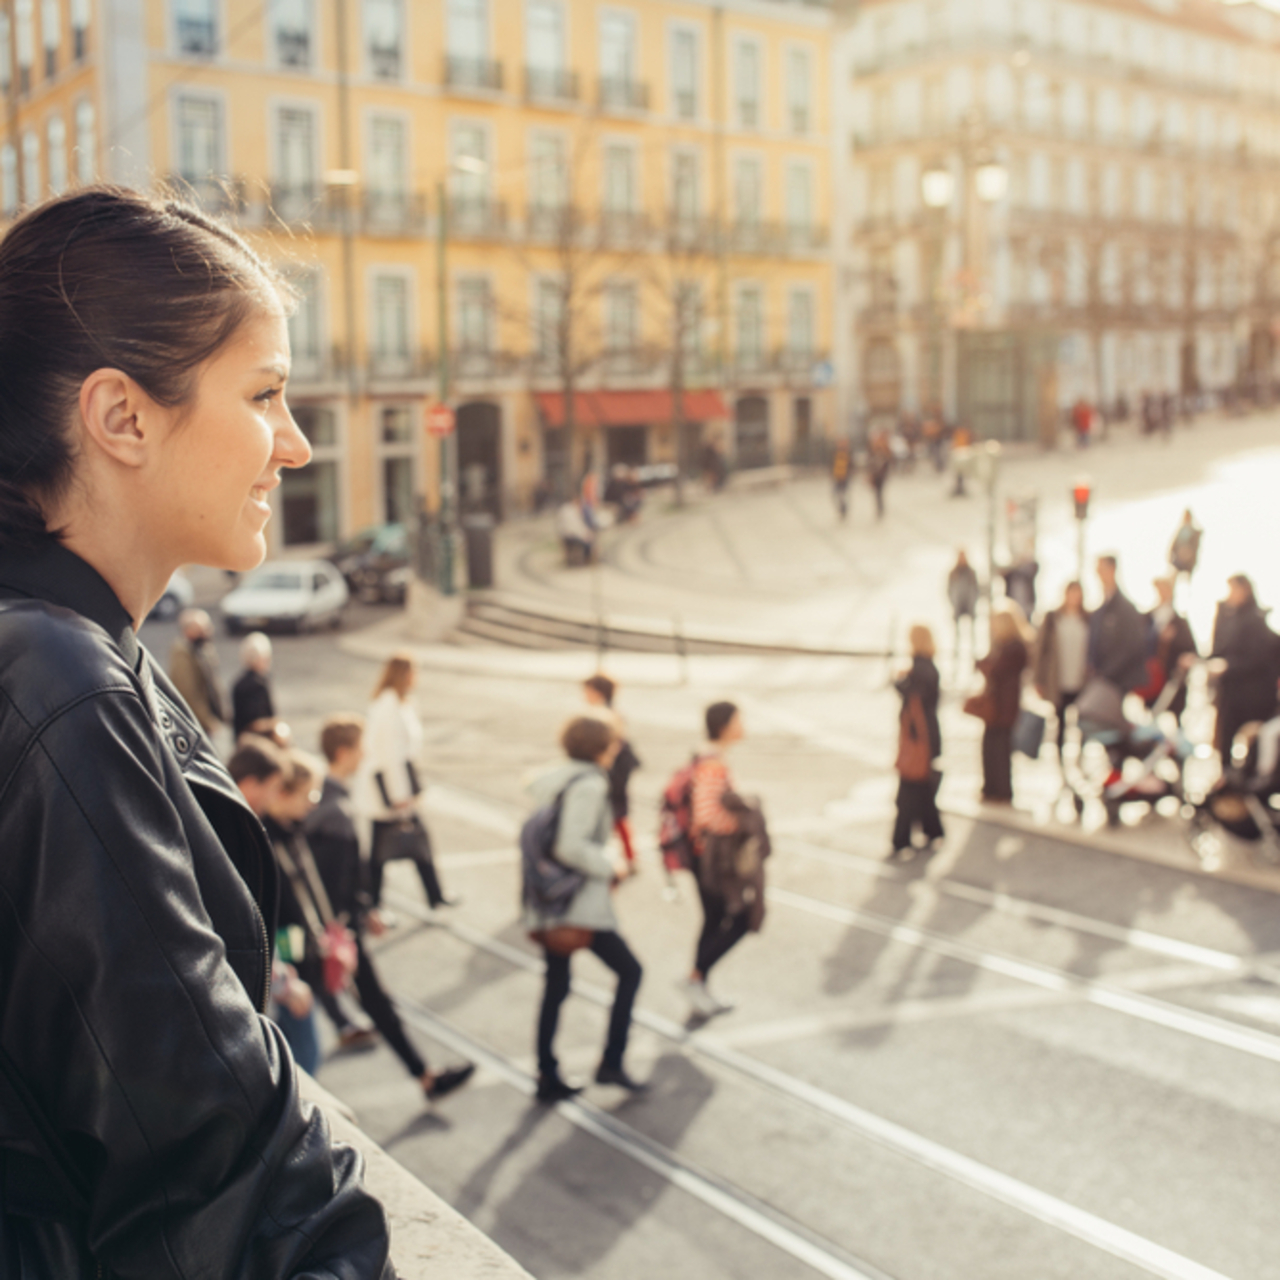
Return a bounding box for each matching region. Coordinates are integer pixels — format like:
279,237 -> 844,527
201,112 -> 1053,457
300,1073 -> 533,1280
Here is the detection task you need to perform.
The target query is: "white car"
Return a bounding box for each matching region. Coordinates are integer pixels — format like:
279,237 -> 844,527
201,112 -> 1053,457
220,560 -> 349,635
150,569 -> 196,621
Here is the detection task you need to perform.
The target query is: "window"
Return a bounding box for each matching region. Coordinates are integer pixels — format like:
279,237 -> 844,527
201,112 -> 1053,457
367,115 -> 407,222
379,406 -> 416,525
1,144 -> 16,216
274,0 -> 312,68
372,275 -> 410,368
0,14 -> 10,93
281,407 -> 340,546
176,95 -> 222,195
735,41 -> 760,129
174,0 -> 217,56
21,130 -> 39,202
46,116 -> 66,193
447,0 -> 486,58
457,277 -> 491,353
787,47 -> 811,134
788,290 -> 814,358
71,0 -> 88,59
365,0 -> 402,79
733,155 -> 762,228
529,132 -> 566,213
600,10 -> 634,96
450,122 -> 489,220
605,282 -> 638,355
287,269 -> 324,374
785,162 -> 812,233
736,285 -> 764,368
527,0 -> 563,72
534,276 -> 562,367
15,0 -> 33,92
275,105 -> 317,204
41,0 -> 58,77
671,27 -> 698,119
672,149 -> 698,221
75,99 -> 94,182
603,143 -> 635,213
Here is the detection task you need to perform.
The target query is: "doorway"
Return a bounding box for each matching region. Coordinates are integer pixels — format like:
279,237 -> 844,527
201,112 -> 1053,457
456,401 -> 502,519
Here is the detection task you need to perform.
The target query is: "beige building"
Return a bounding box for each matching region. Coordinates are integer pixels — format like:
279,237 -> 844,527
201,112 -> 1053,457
1,0 -> 836,553
835,0 -> 1280,441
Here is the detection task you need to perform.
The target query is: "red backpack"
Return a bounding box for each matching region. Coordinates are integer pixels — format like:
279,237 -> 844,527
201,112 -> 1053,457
658,756 -> 700,872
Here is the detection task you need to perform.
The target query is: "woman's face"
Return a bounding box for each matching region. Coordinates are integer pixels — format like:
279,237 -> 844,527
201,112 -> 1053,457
150,308 -> 310,572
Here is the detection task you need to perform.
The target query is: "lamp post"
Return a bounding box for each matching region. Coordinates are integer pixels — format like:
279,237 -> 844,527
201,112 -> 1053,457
920,163 -> 954,415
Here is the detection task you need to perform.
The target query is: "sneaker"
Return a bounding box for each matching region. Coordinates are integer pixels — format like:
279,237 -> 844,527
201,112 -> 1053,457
535,1073 -> 583,1103
707,991 -> 735,1015
680,978 -> 720,1017
424,1062 -> 476,1102
594,1064 -> 648,1091
337,1027 -> 379,1052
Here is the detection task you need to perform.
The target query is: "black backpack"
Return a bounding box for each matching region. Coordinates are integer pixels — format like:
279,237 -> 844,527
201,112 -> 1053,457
520,778 -> 587,917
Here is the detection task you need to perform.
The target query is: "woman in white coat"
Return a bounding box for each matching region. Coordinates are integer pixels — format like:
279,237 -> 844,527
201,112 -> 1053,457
361,652 -> 453,910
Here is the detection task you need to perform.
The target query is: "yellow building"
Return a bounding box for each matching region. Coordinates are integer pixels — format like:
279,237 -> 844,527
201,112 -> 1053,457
1,0 -> 835,551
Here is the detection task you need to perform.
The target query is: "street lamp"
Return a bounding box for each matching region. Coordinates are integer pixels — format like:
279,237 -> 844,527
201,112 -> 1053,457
921,166 -> 955,211
974,160 -> 1009,205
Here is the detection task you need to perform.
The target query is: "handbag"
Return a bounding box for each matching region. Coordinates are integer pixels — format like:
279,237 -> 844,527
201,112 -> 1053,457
963,691 -> 994,724
274,835 -> 359,995
529,926 -> 594,956
318,919 -> 360,995
895,694 -> 932,782
379,814 -> 432,864
1012,708 -> 1047,758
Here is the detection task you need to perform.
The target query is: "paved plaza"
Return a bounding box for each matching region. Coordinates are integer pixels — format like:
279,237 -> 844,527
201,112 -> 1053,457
149,411 -> 1280,1280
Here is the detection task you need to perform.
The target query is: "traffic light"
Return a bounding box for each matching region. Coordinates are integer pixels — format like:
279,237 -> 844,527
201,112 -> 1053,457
1072,481 -> 1092,521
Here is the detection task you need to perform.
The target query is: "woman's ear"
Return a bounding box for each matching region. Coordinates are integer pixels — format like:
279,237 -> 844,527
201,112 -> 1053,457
78,369 -> 154,470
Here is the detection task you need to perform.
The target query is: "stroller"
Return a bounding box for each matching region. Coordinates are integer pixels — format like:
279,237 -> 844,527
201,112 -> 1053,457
1070,673 -> 1194,828
1188,719 -> 1280,866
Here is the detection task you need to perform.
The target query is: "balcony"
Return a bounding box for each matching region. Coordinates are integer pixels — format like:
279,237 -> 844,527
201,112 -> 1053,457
598,77 -> 649,113
450,348 -> 524,382
524,65 -> 578,104
781,221 -> 829,254
367,348 -> 436,384
526,202 -> 573,242
733,348 -> 770,378
662,213 -> 719,254
599,209 -> 651,247
445,56 -> 503,93
362,189 -> 430,236
176,16 -> 217,56
369,43 -> 402,80
600,346 -> 660,379
163,174 -> 252,217
268,182 -> 341,229
275,30 -> 311,69
289,344 -> 350,387
728,219 -> 777,255
447,197 -> 508,240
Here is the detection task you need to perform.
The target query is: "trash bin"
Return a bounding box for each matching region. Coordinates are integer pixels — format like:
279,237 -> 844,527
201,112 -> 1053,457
462,514 -> 495,590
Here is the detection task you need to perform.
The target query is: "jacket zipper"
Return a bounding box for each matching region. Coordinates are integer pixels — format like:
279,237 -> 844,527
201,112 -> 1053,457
255,904 -> 272,1014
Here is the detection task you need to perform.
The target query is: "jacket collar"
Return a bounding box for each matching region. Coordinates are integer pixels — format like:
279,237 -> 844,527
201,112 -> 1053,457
0,536 -> 140,669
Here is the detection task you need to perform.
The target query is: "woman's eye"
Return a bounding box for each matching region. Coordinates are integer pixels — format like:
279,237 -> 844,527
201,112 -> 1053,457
254,388 -> 282,406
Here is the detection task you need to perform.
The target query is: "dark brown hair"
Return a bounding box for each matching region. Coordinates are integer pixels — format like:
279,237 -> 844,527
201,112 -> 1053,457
227,736 -> 286,785
0,186 -> 290,548
373,652 -> 415,699
583,674 -> 616,707
320,713 -> 364,762
705,701 -> 739,742
560,713 -> 617,763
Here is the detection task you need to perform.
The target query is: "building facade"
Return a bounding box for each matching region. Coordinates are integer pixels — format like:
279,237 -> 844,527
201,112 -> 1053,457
835,0 -> 1280,443
0,0 -> 835,552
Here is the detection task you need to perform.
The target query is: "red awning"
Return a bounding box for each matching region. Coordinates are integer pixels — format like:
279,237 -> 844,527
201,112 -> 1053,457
533,389 -> 729,429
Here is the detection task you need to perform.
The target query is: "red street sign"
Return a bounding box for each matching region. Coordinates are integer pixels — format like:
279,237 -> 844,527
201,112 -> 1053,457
425,403 -> 455,438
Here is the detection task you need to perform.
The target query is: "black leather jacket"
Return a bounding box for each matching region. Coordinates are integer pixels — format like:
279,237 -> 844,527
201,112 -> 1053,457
0,539 -> 392,1279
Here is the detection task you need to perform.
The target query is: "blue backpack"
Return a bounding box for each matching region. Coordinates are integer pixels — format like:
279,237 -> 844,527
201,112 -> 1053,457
520,779 -> 587,917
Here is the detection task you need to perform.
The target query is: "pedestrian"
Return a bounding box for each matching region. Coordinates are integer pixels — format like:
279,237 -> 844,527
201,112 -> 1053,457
0,187 -> 389,1276
228,738 -> 325,1074
1210,575 -> 1280,763
361,651 -> 456,913
831,438 -> 853,521
1001,557 -> 1040,622
868,436 -> 891,520
1033,581 -> 1090,763
583,673 -> 642,869
948,549 -> 980,665
891,626 -> 944,861
307,717 -> 477,1103
1169,508 -> 1203,580
232,629 -> 275,738
681,701 -> 769,1017
1088,555 -> 1150,694
169,606 -> 226,738
971,607 -> 1031,804
1072,397 -> 1092,448
1140,576 -> 1197,722
526,713 -> 645,1101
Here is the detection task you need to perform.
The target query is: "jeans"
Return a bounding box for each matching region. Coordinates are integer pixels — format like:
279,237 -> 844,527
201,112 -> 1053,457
537,930 -> 642,1078
694,880 -> 751,979
370,818 -> 445,908
272,1003 -> 320,1077
353,935 -> 427,1078
892,774 -> 945,851
1055,690 -> 1081,758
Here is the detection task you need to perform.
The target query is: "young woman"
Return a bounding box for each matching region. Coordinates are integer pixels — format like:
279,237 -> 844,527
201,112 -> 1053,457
361,651 -> 454,911
526,714 -> 644,1102
892,625 -> 944,860
0,189 -> 390,1276
976,607 -> 1031,804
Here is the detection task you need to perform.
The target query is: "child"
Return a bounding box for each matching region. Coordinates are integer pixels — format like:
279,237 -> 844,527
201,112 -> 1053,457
583,674 -> 642,869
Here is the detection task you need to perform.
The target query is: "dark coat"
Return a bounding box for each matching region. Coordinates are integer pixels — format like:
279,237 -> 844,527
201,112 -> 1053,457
977,638 -> 1028,729
1212,601 -> 1280,737
895,656 -> 942,760
304,775 -> 367,925
1088,589 -> 1148,691
232,665 -> 275,739
607,740 -> 641,821
0,539 -> 391,1280
1146,609 -> 1198,716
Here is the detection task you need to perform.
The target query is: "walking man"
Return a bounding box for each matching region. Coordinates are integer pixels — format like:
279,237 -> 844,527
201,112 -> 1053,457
948,550 -> 980,670
1089,555 -> 1149,694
